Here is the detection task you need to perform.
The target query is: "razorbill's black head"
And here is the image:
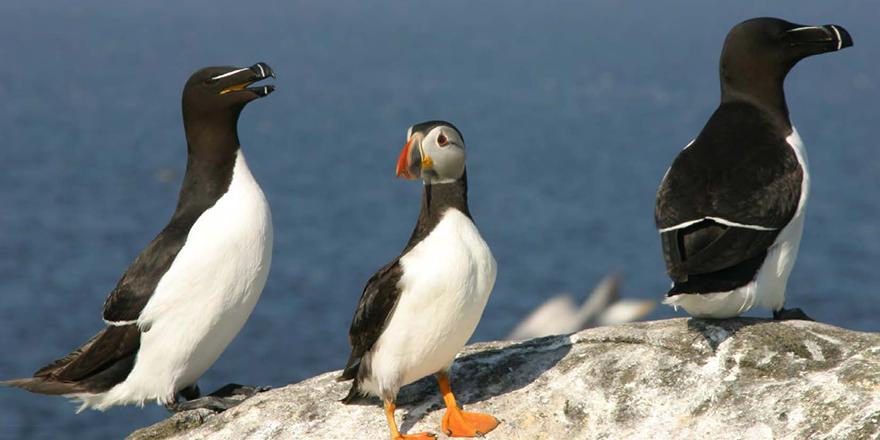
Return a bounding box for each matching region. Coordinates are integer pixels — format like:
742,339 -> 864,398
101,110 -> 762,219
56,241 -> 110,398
184,63 -> 275,112
720,18 -> 853,111
396,120 -> 466,184
181,63 -> 275,156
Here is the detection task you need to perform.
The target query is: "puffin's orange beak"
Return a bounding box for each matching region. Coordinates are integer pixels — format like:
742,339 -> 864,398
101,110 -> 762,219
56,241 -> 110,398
395,138 -> 419,179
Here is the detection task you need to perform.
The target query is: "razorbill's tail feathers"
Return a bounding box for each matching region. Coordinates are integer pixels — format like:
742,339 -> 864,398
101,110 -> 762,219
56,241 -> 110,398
1,325 -> 139,399
3,63 -> 276,413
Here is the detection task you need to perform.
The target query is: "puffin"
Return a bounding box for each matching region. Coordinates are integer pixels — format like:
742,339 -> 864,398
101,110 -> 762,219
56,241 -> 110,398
655,18 -> 853,319
2,63 -> 276,412
339,121 -> 499,439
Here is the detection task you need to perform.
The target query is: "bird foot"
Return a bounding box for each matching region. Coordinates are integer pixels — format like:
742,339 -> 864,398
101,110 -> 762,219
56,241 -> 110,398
164,383 -> 270,413
442,409 -> 500,438
773,307 -> 814,321
208,383 -> 271,398
165,396 -> 245,413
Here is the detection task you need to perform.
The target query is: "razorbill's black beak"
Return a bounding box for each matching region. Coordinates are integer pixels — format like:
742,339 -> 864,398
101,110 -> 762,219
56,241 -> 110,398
786,24 -> 853,53
217,62 -> 276,98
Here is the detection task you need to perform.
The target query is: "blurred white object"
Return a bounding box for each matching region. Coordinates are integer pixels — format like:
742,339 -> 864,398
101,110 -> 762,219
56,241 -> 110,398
507,274 -> 655,340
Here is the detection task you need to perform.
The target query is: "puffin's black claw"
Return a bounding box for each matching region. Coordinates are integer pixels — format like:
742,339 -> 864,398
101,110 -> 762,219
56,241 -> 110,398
773,307 -> 814,321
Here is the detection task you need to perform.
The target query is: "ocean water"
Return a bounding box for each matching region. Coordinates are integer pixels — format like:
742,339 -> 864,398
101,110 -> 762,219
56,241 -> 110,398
0,0 -> 877,438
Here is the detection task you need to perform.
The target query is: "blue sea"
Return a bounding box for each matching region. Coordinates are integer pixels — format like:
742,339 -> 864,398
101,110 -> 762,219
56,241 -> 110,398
0,1 -> 877,438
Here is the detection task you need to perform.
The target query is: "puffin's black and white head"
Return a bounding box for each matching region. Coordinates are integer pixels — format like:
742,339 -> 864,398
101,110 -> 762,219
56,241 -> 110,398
720,18 -> 853,100
395,120 -> 466,184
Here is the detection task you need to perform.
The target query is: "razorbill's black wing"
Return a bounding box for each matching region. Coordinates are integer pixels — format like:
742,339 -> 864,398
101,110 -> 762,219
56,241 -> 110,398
656,102 -> 802,293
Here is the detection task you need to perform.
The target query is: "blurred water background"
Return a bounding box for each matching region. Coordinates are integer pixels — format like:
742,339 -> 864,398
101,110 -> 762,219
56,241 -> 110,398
0,0 -> 877,438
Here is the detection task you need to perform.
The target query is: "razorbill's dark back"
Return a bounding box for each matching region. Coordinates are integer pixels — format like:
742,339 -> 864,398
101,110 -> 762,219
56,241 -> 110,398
655,18 -> 853,319
2,63 -> 276,412
339,121 -> 499,439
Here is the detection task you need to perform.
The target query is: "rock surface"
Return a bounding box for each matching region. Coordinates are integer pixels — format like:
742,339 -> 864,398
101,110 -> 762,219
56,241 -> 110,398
128,318 -> 880,440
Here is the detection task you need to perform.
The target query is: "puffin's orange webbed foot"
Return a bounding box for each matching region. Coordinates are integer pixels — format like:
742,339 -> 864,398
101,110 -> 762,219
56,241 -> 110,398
441,408 -> 499,437
435,372 -> 500,437
385,399 -> 437,440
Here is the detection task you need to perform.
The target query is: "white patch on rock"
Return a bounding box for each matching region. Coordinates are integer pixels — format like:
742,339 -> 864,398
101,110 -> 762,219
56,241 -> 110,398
804,340 -> 825,362
757,351 -> 777,367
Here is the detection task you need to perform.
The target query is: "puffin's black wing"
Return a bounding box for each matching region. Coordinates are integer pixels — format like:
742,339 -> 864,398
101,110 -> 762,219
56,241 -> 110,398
102,225 -> 189,323
655,102 -> 802,292
338,260 -> 403,387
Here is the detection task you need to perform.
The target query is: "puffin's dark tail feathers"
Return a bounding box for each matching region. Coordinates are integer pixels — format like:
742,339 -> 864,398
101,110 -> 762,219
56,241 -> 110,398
337,356 -> 360,382
0,377 -> 83,396
337,355 -> 364,404
340,381 -> 363,404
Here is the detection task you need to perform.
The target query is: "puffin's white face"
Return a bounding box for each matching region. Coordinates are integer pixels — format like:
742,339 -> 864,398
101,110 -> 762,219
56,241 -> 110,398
396,122 -> 466,184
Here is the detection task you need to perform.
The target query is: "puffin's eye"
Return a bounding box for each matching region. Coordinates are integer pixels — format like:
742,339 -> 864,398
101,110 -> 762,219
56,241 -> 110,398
437,133 -> 449,146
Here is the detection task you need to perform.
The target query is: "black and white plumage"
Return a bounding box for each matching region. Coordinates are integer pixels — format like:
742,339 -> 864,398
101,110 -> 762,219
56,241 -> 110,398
655,18 -> 853,319
2,63 -> 276,411
339,121 -> 499,439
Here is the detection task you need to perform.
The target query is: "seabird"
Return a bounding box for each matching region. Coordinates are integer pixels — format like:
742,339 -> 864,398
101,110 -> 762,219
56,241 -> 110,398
2,63 -> 276,412
339,121 -> 499,439
655,18 -> 853,319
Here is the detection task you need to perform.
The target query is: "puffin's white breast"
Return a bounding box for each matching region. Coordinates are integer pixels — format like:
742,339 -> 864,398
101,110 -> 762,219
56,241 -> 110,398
364,209 -> 496,397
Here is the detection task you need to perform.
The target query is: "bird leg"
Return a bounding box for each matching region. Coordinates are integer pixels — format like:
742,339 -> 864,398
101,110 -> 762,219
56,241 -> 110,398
384,400 -> 436,440
179,384 -> 201,400
773,307 -> 814,321
437,372 -> 499,437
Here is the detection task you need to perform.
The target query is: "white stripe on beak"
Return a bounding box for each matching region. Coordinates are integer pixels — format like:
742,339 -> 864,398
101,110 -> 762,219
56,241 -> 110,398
211,67 -> 250,80
787,26 -> 818,32
829,25 -> 843,50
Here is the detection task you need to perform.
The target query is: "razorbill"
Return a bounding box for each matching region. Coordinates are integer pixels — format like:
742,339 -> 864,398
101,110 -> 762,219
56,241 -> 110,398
339,121 -> 499,439
2,63 -> 276,412
655,18 -> 853,319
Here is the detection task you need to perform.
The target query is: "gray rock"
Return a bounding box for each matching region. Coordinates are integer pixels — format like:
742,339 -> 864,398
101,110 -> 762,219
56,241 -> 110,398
127,318 -> 880,440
